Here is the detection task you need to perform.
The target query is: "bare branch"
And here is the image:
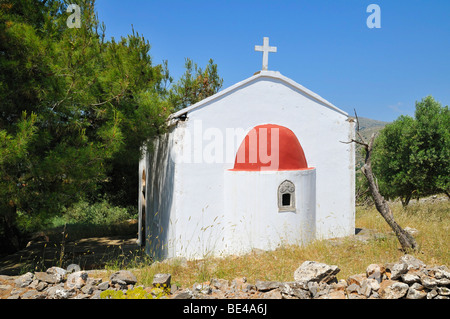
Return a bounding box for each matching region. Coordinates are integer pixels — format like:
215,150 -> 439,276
340,139 -> 368,148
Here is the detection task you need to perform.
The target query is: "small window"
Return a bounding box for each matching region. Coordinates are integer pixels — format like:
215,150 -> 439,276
282,193 -> 291,206
278,180 -> 296,212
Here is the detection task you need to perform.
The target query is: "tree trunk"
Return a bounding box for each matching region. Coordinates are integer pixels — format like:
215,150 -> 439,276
361,158 -> 417,251
343,116 -> 418,252
0,206 -> 23,255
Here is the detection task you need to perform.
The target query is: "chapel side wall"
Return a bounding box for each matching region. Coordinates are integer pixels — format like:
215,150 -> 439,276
171,120 -> 228,259
145,130 -> 177,260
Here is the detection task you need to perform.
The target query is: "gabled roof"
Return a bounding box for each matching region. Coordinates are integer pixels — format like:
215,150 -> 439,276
169,70 -> 349,119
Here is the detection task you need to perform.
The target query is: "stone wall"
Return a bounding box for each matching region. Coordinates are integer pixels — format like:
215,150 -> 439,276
0,255 -> 448,299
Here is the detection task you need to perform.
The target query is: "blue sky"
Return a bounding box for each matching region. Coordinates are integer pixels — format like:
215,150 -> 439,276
95,0 -> 450,122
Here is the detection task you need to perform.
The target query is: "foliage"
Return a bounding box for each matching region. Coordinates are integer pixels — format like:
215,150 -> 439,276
100,286 -> 169,299
372,96 -> 449,205
355,170 -> 372,206
168,58 -> 223,111
0,0 -> 223,251
63,199 -> 132,225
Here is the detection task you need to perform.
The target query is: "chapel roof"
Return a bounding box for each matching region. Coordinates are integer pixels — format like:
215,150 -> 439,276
169,70 -> 349,120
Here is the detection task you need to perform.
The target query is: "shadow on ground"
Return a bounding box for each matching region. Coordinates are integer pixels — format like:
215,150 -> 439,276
0,223 -> 148,276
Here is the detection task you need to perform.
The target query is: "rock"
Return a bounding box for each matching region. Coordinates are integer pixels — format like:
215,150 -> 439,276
400,254 -> 425,270
366,278 -> 380,292
211,278 -> 229,290
81,284 -> 95,295
97,281 -> 109,291
0,284 -> 12,291
46,266 -> 67,279
347,283 -> 359,294
318,290 -> 346,299
34,271 -> 63,284
307,281 -> 319,297
358,279 -> 372,297
46,285 -> 72,299
10,287 -> 25,296
230,277 -> 247,290
347,273 -> 366,286
193,282 -> 212,295
110,270 -> 137,285
401,273 -> 420,284
173,291 -> 193,299
36,281 -> 48,291
66,264 -> 81,273
380,282 -> 409,299
437,287 -> 450,296
21,290 -> 45,299
280,282 -> 310,299
366,264 -> 384,283
294,261 -> 340,284
66,271 -> 88,289
14,272 -> 34,288
421,275 -> 437,289
436,278 -> 450,286
347,293 -> 366,299
242,283 -> 256,293
406,286 -> 427,299
260,289 -> 282,299
152,273 -> 171,289
307,281 -> 332,298
427,289 -> 438,299
366,263 -> 385,277
255,280 -> 281,292
389,263 -> 408,280
432,266 -> 450,279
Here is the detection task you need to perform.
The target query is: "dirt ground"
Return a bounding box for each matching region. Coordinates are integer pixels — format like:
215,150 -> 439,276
0,234 -> 144,276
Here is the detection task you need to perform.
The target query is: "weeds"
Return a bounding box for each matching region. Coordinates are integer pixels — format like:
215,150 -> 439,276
7,198 -> 448,290
126,199 -> 448,287
100,286 -> 170,299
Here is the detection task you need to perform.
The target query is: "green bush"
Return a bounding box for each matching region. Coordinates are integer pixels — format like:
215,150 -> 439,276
100,286 -> 170,299
64,199 -> 132,225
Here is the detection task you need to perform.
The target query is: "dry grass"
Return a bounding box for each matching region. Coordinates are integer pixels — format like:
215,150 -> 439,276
102,199 -> 449,288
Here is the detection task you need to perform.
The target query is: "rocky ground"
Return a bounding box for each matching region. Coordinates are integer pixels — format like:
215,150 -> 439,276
0,254 -> 448,299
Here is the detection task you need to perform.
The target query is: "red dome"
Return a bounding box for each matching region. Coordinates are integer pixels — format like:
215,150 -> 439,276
231,124 -> 310,171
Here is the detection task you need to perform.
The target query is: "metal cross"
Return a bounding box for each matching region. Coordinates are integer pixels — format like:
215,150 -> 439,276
255,37 -> 277,71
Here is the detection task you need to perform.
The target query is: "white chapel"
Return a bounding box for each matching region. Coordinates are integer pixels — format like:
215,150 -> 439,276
138,37 -> 356,260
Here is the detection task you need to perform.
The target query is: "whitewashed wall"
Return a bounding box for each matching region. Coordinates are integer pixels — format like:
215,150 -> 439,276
223,169 -> 316,256
142,71 -> 355,260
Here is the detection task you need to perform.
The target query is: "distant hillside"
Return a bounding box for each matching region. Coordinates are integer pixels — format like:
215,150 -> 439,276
355,117 -> 390,169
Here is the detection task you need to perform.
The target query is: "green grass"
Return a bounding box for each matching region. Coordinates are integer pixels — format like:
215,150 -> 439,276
96,199 -> 449,288
19,198 -> 447,289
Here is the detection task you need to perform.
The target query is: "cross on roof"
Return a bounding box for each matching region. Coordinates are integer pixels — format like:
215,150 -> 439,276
254,37 -> 277,71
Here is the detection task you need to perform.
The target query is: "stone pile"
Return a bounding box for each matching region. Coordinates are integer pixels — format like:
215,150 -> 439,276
172,255 -> 449,299
0,255 -> 448,299
0,267 -> 138,299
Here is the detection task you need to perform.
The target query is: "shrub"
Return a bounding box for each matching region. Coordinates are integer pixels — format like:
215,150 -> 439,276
100,286 -> 169,299
64,199 -> 132,225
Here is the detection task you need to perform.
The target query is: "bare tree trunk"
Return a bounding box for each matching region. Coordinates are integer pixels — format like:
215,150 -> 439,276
344,112 -> 417,252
